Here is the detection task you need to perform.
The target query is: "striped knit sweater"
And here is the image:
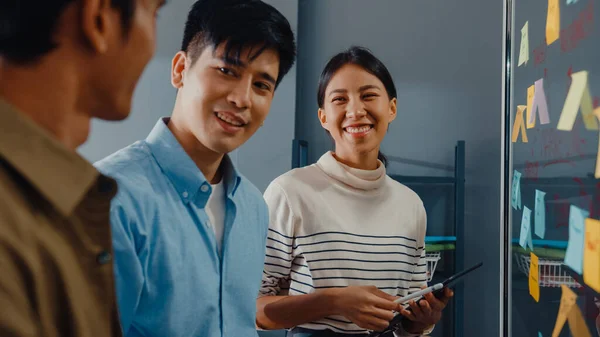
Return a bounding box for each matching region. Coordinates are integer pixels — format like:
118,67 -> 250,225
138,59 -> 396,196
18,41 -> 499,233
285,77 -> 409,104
260,151 -> 428,335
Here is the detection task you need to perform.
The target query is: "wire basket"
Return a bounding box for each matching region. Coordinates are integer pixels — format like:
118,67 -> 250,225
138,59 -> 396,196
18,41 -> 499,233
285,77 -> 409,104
425,252 -> 441,282
514,253 -> 581,288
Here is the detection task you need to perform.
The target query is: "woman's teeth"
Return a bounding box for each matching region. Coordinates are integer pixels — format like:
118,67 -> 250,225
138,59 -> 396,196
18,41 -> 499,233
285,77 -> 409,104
345,125 -> 372,133
216,112 -> 243,126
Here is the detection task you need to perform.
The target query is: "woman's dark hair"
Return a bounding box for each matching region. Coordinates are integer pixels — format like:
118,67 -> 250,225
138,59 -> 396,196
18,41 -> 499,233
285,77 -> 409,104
317,46 -> 397,167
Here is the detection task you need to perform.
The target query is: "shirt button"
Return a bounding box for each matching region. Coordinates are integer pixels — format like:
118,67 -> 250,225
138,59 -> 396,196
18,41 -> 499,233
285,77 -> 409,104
200,184 -> 209,193
97,251 -> 112,265
182,191 -> 188,198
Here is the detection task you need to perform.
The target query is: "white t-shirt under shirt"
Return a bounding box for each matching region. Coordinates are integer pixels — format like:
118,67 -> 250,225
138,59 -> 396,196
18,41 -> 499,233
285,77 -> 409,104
206,179 -> 226,254
259,151 -> 430,335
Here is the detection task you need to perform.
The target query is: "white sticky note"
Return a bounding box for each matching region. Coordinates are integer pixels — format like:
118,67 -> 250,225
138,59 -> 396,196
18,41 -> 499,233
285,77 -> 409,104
519,22 -> 529,66
595,108 -> 600,179
558,71 -> 598,131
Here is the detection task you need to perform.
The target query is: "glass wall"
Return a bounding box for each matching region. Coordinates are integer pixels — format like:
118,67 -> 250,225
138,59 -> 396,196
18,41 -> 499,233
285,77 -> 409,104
506,0 -> 600,336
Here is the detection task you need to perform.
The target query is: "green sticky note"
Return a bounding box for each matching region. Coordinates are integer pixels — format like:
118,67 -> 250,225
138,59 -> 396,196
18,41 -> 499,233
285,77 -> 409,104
564,205 -> 589,274
512,170 -> 522,210
520,206 -> 533,250
535,190 -> 546,239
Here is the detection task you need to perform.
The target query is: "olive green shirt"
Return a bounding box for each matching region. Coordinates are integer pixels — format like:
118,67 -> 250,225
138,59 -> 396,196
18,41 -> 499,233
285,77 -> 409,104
0,99 -> 122,337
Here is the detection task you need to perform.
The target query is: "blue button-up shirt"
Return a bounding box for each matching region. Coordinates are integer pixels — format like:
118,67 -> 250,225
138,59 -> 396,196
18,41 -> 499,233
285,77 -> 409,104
95,118 -> 269,337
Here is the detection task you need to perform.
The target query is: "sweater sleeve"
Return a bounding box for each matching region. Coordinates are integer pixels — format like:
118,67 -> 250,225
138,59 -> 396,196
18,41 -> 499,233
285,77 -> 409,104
259,181 -> 297,297
395,201 -> 434,337
408,202 -> 428,295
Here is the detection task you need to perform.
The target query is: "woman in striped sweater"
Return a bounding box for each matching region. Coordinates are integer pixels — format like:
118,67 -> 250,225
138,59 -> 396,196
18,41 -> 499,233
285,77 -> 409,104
255,47 -> 452,337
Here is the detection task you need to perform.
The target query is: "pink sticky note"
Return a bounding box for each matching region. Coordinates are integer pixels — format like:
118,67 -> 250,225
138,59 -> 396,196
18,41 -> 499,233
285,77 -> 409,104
529,78 -> 551,125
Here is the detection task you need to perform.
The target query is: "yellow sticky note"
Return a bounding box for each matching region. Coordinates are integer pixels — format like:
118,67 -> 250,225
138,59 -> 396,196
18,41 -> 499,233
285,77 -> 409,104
595,108 -> 600,179
529,252 -> 540,302
583,218 -> 600,292
552,285 -> 578,337
557,71 -> 599,131
512,105 -> 528,143
527,85 -> 536,128
568,306 -> 592,337
519,22 -> 529,66
580,84 -> 597,130
546,0 -> 560,45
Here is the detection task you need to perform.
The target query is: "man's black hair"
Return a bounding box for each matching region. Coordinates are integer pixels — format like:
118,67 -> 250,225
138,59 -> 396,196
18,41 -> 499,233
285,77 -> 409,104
181,0 -> 296,87
0,0 -> 135,64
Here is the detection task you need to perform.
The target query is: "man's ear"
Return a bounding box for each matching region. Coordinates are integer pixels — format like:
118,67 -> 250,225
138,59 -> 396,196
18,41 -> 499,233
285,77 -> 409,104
80,0 -> 119,54
171,51 -> 188,89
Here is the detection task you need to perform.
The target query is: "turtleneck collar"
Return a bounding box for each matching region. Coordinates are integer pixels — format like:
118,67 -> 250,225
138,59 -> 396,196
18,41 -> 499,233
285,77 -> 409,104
316,151 -> 386,190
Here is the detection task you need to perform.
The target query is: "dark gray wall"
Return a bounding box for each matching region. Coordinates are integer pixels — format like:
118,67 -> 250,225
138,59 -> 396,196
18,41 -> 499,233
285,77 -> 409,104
76,0 -> 504,335
236,0 -> 298,192
294,1 -> 504,336
78,0 -> 187,162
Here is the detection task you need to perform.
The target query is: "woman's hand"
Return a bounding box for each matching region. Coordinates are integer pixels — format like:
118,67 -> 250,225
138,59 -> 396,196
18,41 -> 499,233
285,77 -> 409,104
332,286 -> 399,331
398,287 -> 453,333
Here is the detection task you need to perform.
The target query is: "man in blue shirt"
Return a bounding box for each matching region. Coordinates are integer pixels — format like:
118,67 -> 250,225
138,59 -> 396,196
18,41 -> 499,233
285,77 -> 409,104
95,1 -> 296,336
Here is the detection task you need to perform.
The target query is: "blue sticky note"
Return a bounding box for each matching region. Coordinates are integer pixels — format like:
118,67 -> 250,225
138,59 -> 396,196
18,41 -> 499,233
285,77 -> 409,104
512,170 -> 522,210
520,206 -> 533,250
534,190 -> 546,239
564,205 -> 589,274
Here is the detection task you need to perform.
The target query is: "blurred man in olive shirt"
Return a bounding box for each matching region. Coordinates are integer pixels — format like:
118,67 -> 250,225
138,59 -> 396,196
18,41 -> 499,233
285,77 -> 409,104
0,0 -> 166,336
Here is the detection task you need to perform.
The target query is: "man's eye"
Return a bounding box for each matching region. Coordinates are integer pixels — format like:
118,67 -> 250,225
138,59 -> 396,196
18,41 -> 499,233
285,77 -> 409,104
219,67 -> 235,76
255,82 -> 272,91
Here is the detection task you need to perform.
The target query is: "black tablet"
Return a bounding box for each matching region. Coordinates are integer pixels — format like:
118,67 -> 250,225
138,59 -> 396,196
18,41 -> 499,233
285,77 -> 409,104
367,262 -> 483,337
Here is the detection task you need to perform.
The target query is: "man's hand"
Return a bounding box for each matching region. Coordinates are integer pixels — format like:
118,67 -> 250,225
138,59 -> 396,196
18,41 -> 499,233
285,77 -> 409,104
398,287 -> 453,333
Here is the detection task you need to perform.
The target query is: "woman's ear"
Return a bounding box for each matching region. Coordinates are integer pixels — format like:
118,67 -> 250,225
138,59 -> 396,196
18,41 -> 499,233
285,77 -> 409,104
171,51 -> 188,89
318,108 -> 328,129
388,97 -> 398,123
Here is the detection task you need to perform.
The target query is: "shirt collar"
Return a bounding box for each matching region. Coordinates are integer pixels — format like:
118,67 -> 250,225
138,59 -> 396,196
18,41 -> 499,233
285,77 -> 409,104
0,99 -> 105,216
145,118 -> 242,202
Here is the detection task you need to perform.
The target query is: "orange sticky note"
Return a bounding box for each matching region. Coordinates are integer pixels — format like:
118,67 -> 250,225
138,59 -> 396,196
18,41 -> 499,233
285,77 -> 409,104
546,0 -> 560,45
568,306 -> 592,337
529,252 -> 540,302
527,85 -> 536,128
512,105 -> 528,143
583,218 -> 600,292
552,285 -> 577,337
